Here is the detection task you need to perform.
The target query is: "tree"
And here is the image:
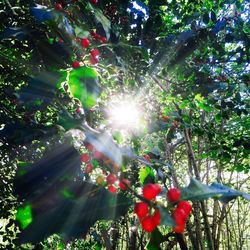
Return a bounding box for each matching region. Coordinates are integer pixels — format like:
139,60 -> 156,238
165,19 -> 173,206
0,0 -> 249,249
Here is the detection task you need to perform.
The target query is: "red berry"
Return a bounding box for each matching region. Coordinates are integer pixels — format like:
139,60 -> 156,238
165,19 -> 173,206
72,60 -> 80,68
94,34 -> 102,40
91,0 -> 98,4
93,150 -> 103,160
85,142 -> 94,151
106,174 -> 117,185
76,107 -> 83,114
75,37 -> 81,43
134,202 -> 149,218
162,115 -> 170,121
177,201 -> 192,215
90,55 -> 99,65
55,3 -> 63,10
119,179 -> 130,190
152,210 -> 161,226
100,37 -> 107,43
81,38 -> 90,48
173,120 -> 180,128
58,38 -> 63,43
85,163 -> 93,174
173,223 -> 185,233
167,187 -> 181,203
90,49 -> 100,57
108,185 -> 116,193
80,153 -> 90,163
143,154 -> 151,162
143,184 -> 159,200
90,30 -> 96,37
141,216 -> 156,232
154,184 -> 162,195
172,208 -> 187,225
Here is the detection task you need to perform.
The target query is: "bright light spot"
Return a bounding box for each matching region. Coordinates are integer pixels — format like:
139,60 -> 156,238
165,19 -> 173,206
108,100 -> 142,130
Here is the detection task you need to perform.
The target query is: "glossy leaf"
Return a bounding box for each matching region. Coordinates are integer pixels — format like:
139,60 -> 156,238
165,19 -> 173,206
14,142 -> 131,244
181,178 -> 250,203
30,4 -> 54,23
146,228 -> 165,250
68,66 -> 100,108
0,27 -> 28,41
159,206 -> 175,227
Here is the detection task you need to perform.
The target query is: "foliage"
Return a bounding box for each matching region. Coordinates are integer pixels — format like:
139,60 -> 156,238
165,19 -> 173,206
0,0 -> 249,249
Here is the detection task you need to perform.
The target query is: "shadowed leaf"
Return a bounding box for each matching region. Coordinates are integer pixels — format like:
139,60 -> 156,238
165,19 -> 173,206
181,178 -> 250,203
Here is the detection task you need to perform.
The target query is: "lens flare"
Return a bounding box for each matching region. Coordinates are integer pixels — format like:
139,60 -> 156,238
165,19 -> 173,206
108,100 -> 142,130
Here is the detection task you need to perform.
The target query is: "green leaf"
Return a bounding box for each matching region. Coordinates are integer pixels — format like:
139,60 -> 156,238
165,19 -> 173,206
17,161 -> 32,168
16,204 -> 33,229
57,110 -> 82,130
211,11 -> 216,23
60,188 -> 75,199
69,66 -> 98,79
196,101 -> 213,112
215,113 -> 222,123
16,161 -> 32,176
195,93 -> 203,102
74,26 -> 89,38
68,66 -> 99,108
181,178 -> 250,203
159,207 -> 175,226
57,242 -> 65,250
179,100 -> 189,109
158,141 -> 166,151
87,3 -> 111,39
146,228 -> 165,250
14,142 -> 131,244
18,185 -> 131,244
113,131 -> 123,144
139,166 -> 155,184
56,70 -> 67,89
203,13 -> 210,24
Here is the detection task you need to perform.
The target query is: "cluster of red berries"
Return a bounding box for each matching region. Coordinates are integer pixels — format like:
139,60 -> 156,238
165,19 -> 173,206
90,31 -> 107,43
72,37 -> 101,68
134,185 -> 192,233
161,115 -> 171,122
106,174 -> 131,194
134,202 -> 160,232
54,1 -> 107,68
80,142 -> 103,173
167,187 -> 192,233
161,114 -> 180,129
72,31 -> 107,67
134,183 -> 162,232
80,142 -> 130,193
172,120 -> 180,129
95,174 -> 130,193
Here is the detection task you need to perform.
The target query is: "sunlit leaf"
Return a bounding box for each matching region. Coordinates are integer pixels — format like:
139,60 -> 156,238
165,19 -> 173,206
16,204 -> 33,229
68,66 -> 100,108
139,166 -> 155,184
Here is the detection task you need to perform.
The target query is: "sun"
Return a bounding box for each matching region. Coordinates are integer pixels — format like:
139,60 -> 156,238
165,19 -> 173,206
107,98 -> 143,130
